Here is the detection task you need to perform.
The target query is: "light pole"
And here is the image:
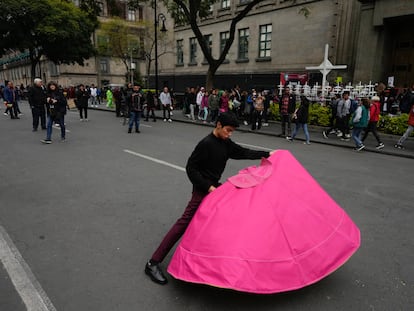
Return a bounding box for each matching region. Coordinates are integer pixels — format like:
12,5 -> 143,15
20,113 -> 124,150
154,1 -> 167,97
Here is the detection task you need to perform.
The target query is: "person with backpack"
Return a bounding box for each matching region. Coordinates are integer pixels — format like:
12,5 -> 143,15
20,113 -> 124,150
361,96 -> 384,149
350,98 -> 370,151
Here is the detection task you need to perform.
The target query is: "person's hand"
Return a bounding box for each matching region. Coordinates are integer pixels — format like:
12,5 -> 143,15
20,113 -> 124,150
208,185 -> 216,193
269,150 -> 276,156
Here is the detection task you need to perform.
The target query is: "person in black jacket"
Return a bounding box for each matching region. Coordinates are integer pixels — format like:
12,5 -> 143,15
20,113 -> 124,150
28,78 -> 47,131
144,112 -> 275,285
279,87 -> 296,137
287,96 -> 311,145
128,84 -> 143,133
41,81 -> 67,144
76,84 -> 89,121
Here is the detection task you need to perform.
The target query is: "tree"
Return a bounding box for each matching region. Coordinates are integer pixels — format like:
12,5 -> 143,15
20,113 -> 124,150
97,17 -> 141,80
0,0 -> 99,81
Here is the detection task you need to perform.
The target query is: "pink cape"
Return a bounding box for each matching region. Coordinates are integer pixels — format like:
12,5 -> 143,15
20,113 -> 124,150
168,150 -> 360,294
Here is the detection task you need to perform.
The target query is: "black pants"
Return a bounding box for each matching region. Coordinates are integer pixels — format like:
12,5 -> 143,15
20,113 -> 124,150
251,110 -> 263,130
79,107 -> 88,119
146,107 -> 156,120
32,106 -> 46,129
163,104 -> 171,119
362,121 -> 382,144
338,115 -> 350,136
281,114 -> 292,136
6,103 -> 18,119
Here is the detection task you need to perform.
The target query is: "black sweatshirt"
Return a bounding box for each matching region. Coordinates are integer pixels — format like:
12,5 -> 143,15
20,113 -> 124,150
186,133 -> 270,193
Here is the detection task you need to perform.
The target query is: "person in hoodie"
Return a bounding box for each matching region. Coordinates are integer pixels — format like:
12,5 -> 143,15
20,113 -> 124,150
361,96 -> 384,149
41,81 -> 67,144
350,98 -> 370,151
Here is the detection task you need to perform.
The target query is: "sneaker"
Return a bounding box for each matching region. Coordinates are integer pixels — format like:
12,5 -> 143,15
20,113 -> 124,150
168,119 -> 172,123
84,119 -> 88,122
145,262 -> 168,285
61,138 -> 66,142
40,139 -> 52,144
80,118 -> 83,122
356,144 -> 365,151
3,113 -> 8,116
329,129 -> 337,134
262,123 -> 269,127
303,142 -> 311,145
322,131 -> 328,139
286,137 -> 293,142
340,138 -> 350,142
243,121 -> 248,126
394,144 -> 404,149
336,131 -> 343,137
345,134 -> 351,138
376,143 -> 385,150
163,118 -> 167,122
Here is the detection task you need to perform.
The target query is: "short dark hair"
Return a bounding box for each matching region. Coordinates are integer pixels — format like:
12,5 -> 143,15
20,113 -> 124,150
217,112 -> 239,128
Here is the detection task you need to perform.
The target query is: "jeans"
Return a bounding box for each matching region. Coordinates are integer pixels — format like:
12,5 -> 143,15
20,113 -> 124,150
129,111 -> 140,130
398,125 -> 414,145
189,104 -> 196,120
291,122 -> 310,143
202,107 -> 208,121
352,127 -> 364,147
46,115 -> 65,140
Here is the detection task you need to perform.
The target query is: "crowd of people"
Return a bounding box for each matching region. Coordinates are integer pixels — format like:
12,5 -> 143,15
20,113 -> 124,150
1,79 -> 414,150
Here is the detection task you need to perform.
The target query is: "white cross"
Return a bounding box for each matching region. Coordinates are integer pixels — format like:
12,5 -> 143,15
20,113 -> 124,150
306,44 -> 347,99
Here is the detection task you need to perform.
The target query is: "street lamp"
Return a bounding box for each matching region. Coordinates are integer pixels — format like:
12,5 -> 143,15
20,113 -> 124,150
154,1 -> 167,96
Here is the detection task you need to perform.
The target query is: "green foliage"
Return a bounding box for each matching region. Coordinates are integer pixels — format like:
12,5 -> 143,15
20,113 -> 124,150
308,104 -> 330,127
380,114 -> 411,136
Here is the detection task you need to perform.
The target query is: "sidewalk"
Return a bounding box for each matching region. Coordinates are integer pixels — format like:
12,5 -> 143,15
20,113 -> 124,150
89,104 -> 414,159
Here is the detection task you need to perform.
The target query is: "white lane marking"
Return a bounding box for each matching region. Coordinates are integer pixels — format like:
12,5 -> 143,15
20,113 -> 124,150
0,226 -> 56,311
124,149 -> 186,172
237,142 -> 273,151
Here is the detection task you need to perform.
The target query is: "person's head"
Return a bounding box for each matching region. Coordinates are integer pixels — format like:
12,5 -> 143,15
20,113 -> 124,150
133,84 -> 140,92
34,78 -> 42,87
7,81 -> 13,88
361,97 -> 370,108
214,112 -> 239,140
48,81 -> 58,91
163,86 -> 169,93
371,95 -> 380,102
342,91 -> 350,99
79,84 -> 85,90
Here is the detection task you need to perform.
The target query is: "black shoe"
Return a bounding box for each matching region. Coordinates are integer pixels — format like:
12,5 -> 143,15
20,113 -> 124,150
128,128 -> 132,133
136,129 -> 140,133
32,128 -> 38,132
145,262 -> 168,285
153,119 -> 156,122
144,119 -> 149,121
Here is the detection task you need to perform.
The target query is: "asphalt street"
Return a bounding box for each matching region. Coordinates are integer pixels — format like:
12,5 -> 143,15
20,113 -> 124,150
0,102 -> 413,311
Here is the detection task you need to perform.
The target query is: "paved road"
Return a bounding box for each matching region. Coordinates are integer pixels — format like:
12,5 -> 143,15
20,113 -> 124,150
0,103 -> 413,310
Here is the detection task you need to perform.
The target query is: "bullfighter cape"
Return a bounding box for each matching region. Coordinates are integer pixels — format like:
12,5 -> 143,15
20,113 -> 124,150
168,150 -> 360,294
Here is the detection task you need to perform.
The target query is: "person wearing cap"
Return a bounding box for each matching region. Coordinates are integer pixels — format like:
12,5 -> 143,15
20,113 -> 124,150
361,96 -> 384,149
144,112 -> 275,285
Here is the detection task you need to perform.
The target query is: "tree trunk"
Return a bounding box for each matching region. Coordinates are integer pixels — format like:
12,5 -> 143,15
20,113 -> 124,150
205,63 -> 219,91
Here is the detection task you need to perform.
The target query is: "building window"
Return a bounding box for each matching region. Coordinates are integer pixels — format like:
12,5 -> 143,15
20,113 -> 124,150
100,59 -> 109,73
203,34 -> 212,62
127,10 -> 136,21
189,37 -> 197,64
221,0 -> 231,9
239,0 -> 249,4
238,28 -> 249,60
258,24 -> 272,58
220,31 -> 229,55
176,40 -> 184,65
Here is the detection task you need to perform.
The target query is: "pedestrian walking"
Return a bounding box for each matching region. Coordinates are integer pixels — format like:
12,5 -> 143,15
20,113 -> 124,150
361,96 -> 384,149
41,81 -> 67,144
394,101 -> 414,149
287,96 -> 311,144
76,84 -> 89,121
351,98 -> 370,151
144,90 -> 157,122
3,81 -> 19,119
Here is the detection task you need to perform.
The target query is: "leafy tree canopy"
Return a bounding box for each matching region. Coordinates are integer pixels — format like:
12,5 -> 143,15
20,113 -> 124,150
0,0 -> 99,78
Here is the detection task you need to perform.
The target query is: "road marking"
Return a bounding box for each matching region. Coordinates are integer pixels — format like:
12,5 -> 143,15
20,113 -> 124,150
0,226 -> 56,311
124,149 -> 186,172
237,142 -> 273,151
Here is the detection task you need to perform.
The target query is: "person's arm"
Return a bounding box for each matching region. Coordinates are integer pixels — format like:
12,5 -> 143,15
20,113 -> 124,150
228,139 -> 270,160
353,106 -> 362,123
186,141 -> 213,193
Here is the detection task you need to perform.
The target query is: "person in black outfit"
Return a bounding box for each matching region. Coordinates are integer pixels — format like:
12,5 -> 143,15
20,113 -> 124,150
28,78 -> 47,131
144,90 -> 157,122
41,81 -> 67,144
76,84 -> 89,121
144,112 -> 275,285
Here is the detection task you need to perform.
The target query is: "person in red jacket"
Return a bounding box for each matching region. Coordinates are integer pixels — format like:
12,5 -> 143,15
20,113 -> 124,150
395,101 -> 414,149
362,95 -> 384,149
